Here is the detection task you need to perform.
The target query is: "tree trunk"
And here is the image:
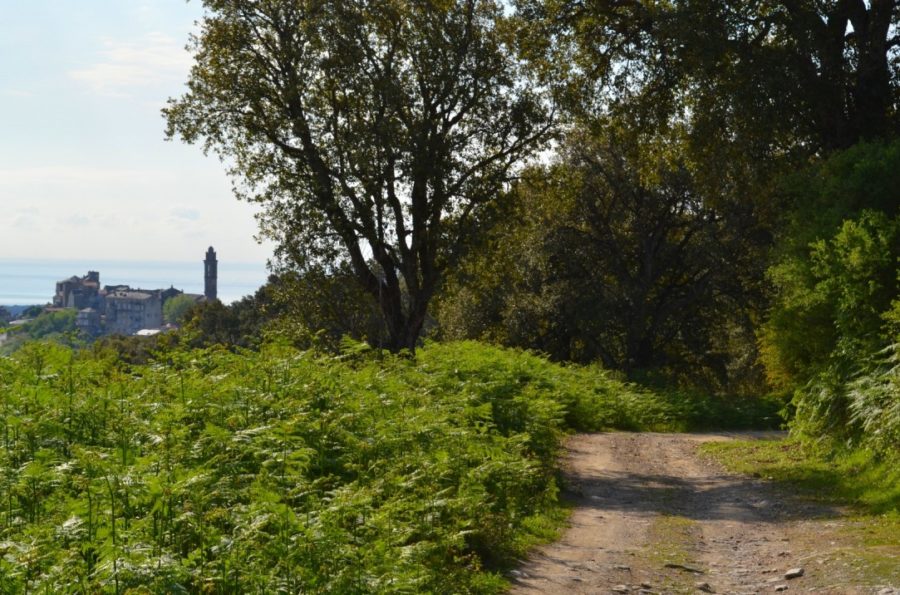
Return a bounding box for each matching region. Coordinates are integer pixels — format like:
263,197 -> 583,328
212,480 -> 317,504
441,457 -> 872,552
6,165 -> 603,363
369,273 -> 433,354
850,0 -> 893,143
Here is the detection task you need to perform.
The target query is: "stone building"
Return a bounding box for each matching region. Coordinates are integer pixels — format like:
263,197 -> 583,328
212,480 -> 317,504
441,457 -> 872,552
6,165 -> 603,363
53,247 -> 218,336
53,271 -> 100,309
105,290 -> 163,336
161,286 -> 183,303
204,246 -> 218,302
75,308 -> 102,337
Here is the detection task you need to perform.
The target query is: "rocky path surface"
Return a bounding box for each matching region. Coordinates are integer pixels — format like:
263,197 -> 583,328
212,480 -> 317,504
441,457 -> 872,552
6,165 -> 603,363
510,433 -> 899,595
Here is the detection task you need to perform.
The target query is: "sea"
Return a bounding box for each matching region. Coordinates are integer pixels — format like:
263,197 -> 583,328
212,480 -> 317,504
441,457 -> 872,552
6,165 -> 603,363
0,259 -> 269,307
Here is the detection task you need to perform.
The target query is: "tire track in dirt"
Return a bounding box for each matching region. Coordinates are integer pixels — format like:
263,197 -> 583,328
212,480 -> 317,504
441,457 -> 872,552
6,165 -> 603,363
509,432 -> 899,595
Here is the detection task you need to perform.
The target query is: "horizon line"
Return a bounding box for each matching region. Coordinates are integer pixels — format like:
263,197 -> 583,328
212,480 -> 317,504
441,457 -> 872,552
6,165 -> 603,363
0,256 -> 271,267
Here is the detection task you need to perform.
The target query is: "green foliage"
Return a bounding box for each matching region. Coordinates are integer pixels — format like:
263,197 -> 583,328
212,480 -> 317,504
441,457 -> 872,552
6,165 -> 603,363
165,0 -> 549,352
91,333 -> 180,366
0,340 -> 775,592
781,141 -> 900,240
760,141 -> 899,455
846,344 -> 900,456
762,210 -> 899,388
1,310 -> 79,355
24,309 -> 76,340
522,0 -> 900,152
182,270 -> 384,353
20,305 -> 43,319
182,300 -> 252,349
437,126 -> 769,393
701,438 -> 900,515
163,294 -> 198,325
260,268 -> 386,352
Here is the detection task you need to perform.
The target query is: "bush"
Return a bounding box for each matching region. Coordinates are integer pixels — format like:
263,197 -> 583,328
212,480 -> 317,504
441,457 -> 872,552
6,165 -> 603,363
761,140 -> 900,454
0,340 -> 776,592
163,294 -> 198,324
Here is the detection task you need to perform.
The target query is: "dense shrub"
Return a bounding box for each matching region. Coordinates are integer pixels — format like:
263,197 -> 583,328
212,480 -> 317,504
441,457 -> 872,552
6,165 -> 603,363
847,344 -> 900,455
0,340 -> 775,593
761,140 -> 900,455
435,128 -> 770,395
0,310 -> 79,356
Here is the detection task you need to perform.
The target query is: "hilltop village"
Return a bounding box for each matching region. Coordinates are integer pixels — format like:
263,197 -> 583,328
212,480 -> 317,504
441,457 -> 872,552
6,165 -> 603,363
52,247 -> 218,337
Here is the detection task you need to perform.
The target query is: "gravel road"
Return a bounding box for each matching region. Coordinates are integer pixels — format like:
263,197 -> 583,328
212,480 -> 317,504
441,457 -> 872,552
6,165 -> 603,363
509,432 -> 899,595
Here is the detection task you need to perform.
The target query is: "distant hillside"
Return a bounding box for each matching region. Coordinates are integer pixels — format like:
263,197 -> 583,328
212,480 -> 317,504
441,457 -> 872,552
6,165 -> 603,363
4,304 -> 42,317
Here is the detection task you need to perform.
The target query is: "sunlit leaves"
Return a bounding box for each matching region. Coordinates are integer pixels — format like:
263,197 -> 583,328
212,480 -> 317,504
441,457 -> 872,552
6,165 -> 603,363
0,341 -> 589,592
166,0 -> 552,351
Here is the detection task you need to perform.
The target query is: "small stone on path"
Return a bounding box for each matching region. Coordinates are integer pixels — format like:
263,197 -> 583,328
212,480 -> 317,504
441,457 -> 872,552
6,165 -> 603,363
784,567 -> 804,579
611,585 -> 630,593
665,562 -> 705,574
695,581 -> 714,592
774,585 -> 788,592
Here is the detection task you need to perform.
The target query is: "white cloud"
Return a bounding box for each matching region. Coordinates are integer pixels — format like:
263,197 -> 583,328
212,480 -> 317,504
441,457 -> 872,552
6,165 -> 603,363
0,164 -> 273,264
11,207 -> 41,230
68,32 -> 191,97
0,166 -> 169,186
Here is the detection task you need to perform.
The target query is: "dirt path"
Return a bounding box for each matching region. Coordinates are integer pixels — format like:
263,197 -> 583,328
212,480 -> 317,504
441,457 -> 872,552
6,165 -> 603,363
510,433 -> 899,595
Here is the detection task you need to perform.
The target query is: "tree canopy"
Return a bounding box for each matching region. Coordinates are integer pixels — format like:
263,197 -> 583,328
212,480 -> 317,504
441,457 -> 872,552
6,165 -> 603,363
166,0 -> 550,351
519,0 -> 900,153
163,0 -> 899,415
163,294 -> 198,325
438,125 -> 768,391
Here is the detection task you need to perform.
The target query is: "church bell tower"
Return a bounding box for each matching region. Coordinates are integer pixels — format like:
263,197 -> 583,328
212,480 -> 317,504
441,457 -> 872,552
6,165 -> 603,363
204,246 -> 218,301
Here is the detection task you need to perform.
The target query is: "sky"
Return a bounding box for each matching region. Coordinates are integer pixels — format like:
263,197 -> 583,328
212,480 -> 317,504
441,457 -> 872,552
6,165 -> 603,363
0,1 -> 273,265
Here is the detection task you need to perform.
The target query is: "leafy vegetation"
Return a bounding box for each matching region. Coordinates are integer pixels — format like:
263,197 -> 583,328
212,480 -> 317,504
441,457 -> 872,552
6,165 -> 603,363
522,0 -> 899,153
162,294 -> 198,325
0,339 -> 774,593
701,438 -> 900,516
760,141 -> 899,456
176,269 -> 384,354
165,0 -> 550,352
0,310 -> 78,356
437,126 -> 768,393
4,0 -> 899,586
158,2 -> 897,462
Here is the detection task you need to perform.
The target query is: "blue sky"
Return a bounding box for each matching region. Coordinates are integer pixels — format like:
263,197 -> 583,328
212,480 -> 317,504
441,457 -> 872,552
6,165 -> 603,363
0,1 -> 272,264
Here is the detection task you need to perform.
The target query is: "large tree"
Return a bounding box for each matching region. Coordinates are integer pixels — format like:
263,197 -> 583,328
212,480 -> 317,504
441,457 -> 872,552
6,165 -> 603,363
166,0 -> 549,351
521,0 -> 899,153
438,126 -> 768,390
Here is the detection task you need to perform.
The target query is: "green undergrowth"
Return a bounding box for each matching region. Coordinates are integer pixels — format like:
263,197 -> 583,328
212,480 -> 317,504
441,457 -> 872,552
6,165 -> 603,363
418,343 -> 784,433
0,339 -> 777,593
701,438 -> 900,515
701,437 -> 900,584
611,387 -> 783,432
